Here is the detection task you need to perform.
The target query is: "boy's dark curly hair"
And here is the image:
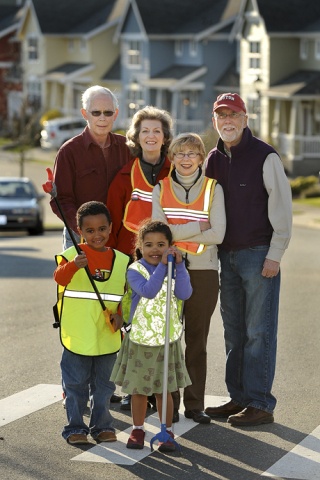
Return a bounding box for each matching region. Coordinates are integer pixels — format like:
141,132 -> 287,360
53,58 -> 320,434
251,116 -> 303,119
76,201 -> 112,228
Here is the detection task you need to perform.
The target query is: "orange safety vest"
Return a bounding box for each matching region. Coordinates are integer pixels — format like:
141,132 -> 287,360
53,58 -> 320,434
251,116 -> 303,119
123,159 -> 154,233
159,176 -> 216,255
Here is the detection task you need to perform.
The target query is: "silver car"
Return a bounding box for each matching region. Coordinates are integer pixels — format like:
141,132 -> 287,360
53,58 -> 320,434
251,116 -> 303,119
40,117 -> 86,149
0,177 -> 45,235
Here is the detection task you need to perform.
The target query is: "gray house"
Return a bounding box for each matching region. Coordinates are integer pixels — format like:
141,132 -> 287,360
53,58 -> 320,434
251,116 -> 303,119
111,0 -> 241,134
237,0 -> 320,176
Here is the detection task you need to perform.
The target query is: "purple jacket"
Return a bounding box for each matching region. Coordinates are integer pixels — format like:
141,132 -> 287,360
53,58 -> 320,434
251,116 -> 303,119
127,258 -> 192,323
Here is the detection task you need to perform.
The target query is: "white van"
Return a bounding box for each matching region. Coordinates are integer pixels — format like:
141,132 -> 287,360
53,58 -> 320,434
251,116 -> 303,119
40,117 -> 87,149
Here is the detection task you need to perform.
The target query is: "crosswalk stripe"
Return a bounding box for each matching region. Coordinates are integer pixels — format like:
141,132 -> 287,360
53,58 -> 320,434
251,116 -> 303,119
262,425 -> 320,479
2,384 -> 319,478
71,395 -> 228,464
0,384 -> 62,426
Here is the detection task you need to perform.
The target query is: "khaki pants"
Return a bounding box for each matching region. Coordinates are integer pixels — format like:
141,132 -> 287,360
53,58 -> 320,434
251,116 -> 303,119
174,269 -> 219,411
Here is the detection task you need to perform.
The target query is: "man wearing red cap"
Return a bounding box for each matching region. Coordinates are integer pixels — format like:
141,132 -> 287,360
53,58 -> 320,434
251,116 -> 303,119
205,93 -> 292,426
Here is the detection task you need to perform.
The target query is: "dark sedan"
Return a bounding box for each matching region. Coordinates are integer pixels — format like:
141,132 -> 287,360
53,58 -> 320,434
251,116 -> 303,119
0,177 -> 45,235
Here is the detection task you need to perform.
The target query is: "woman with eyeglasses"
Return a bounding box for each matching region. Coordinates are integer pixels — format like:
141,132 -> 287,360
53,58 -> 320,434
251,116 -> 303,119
152,132 -> 226,424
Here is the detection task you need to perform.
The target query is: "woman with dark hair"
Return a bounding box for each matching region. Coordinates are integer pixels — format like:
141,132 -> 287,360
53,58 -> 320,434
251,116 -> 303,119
106,106 -> 173,257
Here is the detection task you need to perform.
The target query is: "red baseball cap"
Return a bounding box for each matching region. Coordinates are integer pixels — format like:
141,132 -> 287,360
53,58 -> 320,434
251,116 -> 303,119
213,93 -> 246,114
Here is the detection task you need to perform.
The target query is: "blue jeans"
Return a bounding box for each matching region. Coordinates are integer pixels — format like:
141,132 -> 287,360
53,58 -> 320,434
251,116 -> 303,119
219,246 -> 280,413
62,227 -> 81,250
61,349 -> 116,440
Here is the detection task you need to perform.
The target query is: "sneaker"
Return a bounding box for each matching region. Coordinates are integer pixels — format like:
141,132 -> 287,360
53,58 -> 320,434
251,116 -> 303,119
172,408 -> 179,423
67,433 -> 89,445
158,430 -> 175,453
126,428 -> 145,449
110,393 -> 122,403
120,394 -> 132,411
95,431 -> 117,442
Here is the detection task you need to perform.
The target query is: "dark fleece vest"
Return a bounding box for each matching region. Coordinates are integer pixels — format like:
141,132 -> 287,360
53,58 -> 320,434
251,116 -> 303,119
206,127 -> 277,251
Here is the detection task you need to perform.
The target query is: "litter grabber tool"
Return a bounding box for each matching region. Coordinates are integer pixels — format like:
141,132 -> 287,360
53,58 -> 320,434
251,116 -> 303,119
42,167 -> 115,332
150,253 -> 181,453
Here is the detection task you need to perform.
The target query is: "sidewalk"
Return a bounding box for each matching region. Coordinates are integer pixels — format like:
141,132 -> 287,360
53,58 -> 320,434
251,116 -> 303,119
292,202 -> 320,229
1,146 -> 320,230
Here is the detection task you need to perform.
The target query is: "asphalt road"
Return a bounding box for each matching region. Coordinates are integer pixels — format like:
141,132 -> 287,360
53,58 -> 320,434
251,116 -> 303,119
1,147 -> 320,479
0,224 -> 319,480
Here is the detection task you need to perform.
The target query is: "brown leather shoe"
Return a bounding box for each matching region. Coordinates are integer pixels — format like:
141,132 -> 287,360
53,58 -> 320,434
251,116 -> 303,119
95,431 -> 117,442
204,400 -> 243,418
227,406 -> 274,426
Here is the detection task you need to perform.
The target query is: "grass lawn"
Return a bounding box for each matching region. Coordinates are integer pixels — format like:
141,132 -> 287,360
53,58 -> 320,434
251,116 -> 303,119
293,197 -> 320,208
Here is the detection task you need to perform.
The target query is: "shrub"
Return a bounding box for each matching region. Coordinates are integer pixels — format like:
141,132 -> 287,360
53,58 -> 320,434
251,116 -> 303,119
290,175 -> 318,197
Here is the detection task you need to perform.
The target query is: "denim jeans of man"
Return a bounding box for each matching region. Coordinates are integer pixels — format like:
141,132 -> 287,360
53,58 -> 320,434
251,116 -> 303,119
61,349 -> 116,440
62,226 -> 81,250
219,246 -> 280,413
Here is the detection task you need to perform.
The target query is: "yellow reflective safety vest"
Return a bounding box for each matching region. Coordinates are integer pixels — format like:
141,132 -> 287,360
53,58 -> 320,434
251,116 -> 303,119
55,247 -> 129,356
159,176 -> 216,255
123,158 -> 156,233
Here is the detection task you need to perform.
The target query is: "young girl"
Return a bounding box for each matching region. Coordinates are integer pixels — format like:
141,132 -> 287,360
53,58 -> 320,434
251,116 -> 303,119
110,220 -> 192,452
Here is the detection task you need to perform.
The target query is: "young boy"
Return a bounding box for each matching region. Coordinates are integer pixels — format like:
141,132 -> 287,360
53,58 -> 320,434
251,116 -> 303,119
53,201 -> 129,444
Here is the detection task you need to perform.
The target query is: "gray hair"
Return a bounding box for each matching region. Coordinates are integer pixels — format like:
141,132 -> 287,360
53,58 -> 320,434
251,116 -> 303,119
82,85 -> 119,111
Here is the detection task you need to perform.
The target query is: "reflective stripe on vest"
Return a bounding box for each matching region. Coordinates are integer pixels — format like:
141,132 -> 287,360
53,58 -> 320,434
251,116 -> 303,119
123,159 -> 154,233
128,261 -> 183,346
63,290 -> 123,302
160,176 -> 216,255
55,247 -> 129,356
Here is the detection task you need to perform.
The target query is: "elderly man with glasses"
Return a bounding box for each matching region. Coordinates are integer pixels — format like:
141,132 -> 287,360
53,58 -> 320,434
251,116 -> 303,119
205,93 -> 292,426
50,85 -> 132,250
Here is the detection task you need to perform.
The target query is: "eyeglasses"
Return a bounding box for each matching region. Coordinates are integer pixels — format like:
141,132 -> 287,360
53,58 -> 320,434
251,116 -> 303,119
89,110 -> 115,117
174,152 -> 199,159
213,112 -> 245,120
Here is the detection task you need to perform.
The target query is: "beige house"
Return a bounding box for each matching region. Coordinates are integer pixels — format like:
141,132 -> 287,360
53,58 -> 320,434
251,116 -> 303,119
236,0 -> 320,176
17,0 -> 125,118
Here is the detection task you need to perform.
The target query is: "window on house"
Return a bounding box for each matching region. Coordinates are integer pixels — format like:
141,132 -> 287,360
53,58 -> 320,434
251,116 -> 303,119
127,87 -> 144,115
248,41 -> 261,69
300,39 -> 308,60
315,40 -> 320,60
80,39 -> 87,51
189,40 -> 198,57
68,40 -> 75,52
27,37 -> 39,61
27,79 -> 41,108
175,40 -> 183,57
127,41 -> 141,66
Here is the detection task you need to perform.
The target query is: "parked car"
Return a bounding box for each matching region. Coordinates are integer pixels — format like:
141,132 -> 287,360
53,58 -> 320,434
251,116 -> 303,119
40,117 -> 86,149
0,177 -> 45,235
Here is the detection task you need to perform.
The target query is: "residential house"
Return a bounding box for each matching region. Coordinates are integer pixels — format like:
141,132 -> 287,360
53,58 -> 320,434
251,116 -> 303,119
236,0 -> 320,176
0,0 -> 24,133
112,0 -> 241,134
17,0 -> 126,120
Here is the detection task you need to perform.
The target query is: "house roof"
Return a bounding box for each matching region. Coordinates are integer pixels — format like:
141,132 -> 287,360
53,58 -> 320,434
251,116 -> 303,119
30,0 -> 117,34
215,61 -> 239,90
0,4 -> 24,34
152,65 -> 199,81
130,0 -> 241,35
45,62 -> 94,81
102,57 -> 121,81
255,0 -> 320,33
268,71 -> 320,97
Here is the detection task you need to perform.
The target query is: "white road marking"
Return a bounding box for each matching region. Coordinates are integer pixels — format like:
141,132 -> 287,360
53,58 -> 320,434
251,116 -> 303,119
71,395 -> 229,464
2,385 -> 319,478
0,384 -> 62,426
262,425 -> 320,479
